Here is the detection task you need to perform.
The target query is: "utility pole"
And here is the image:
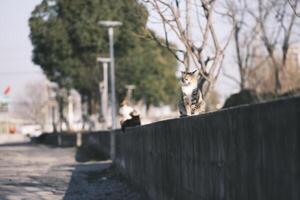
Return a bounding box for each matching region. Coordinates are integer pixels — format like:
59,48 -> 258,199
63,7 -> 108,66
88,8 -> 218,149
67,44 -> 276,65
97,57 -> 110,129
99,20 -> 122,160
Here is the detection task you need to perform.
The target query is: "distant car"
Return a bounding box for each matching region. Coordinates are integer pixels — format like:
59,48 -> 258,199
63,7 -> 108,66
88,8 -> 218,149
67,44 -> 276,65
20,124 -> 42,137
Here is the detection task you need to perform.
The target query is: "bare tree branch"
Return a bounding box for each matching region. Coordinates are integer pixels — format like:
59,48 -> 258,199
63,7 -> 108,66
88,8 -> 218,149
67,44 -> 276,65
143,0 -> 234,98
288,0 -> 300,17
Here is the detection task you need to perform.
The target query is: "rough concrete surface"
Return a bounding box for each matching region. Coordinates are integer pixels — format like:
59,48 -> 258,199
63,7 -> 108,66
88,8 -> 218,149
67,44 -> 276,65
0,142 -> 147,200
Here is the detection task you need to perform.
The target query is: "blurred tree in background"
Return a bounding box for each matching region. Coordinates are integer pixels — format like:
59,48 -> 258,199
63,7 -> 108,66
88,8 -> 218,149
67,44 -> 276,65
29,0 -> 178,113
13,82 -> 49,128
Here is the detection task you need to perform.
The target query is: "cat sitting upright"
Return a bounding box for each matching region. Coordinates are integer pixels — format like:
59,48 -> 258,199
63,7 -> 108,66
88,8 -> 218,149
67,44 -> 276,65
179,69 -> 206,117
119,98 -> 141,131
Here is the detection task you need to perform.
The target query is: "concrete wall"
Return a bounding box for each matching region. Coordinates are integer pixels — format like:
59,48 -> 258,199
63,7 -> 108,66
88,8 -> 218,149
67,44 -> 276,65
114,97 -> 300,200
36,133 -> 77,147
36,97 -> 300,200
81,131 -> 111,156
36,131 -> 111,156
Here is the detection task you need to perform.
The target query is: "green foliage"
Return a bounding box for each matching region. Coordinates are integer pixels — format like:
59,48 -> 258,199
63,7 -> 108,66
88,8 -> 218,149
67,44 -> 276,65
29,0 -> 178,106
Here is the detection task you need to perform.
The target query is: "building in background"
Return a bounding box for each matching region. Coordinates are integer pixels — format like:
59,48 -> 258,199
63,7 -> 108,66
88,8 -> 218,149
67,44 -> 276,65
40,81 -> 82,132
0,80 -> 83,134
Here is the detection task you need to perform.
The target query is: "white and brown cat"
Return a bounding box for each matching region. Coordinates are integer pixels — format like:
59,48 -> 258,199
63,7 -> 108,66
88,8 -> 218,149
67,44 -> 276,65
179,69 -> 206,117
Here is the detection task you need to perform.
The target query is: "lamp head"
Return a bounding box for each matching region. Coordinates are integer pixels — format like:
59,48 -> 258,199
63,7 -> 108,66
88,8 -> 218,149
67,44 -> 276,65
97,57 -> 111,63
98,21 -> 122,27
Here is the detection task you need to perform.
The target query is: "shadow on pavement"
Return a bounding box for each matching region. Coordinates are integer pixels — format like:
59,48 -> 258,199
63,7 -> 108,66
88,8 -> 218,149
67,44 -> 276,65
75,145 -> 109,163
63,147 -> 148,200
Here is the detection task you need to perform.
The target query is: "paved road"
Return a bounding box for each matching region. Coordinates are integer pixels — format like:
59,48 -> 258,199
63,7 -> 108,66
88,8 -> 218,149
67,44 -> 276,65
0,142 -> 146,200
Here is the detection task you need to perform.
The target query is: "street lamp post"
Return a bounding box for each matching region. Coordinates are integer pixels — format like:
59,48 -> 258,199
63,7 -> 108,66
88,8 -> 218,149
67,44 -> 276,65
99,20 -> 122,160
97,57 -> 110,129
98,21 -> 122,130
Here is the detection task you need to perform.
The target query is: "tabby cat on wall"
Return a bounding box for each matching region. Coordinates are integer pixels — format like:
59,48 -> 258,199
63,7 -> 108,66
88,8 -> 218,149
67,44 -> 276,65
179,69 -> 206,117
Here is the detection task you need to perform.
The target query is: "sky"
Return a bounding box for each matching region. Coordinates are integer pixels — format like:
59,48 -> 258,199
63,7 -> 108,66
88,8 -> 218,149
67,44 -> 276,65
0,0 -> 238,103
0,0 -> 44,99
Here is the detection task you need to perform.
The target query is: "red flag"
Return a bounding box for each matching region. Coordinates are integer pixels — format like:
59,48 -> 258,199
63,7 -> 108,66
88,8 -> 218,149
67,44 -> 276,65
3,86 -> 11,96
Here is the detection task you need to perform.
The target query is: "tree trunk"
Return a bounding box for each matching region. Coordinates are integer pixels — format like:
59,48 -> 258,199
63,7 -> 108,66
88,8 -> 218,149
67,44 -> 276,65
274,64 -> 281,95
